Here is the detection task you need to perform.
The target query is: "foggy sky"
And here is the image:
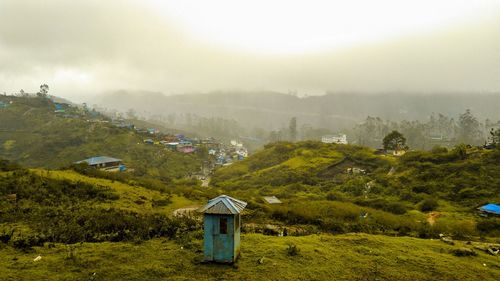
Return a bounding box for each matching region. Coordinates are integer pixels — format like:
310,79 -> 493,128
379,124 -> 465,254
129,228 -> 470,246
1,0 -> 500,101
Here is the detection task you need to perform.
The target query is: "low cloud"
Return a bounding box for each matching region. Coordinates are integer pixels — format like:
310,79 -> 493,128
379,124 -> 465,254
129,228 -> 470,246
1,0 -> 499,101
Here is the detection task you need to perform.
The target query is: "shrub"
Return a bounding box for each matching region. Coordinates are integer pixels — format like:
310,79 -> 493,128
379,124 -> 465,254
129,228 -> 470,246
286,243 -> 300,256
326,191 -> 346,201
451,248 -> 477,257
476,219 -> 500,236
419,198 -> 439,212
152,198 -> 171,207
11,235 -> 44,252
354,199 -> 408,215
0,230 -> 14,244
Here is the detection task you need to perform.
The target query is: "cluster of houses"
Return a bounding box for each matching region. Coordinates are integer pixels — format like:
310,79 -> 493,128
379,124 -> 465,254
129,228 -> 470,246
141,133 -> 219,154
214,140 -> 249,166
136,127 -> 251,164
111,118 -> 135,129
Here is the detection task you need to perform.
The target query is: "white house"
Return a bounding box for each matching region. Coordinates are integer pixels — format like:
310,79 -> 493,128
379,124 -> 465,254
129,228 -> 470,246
322,134 -> 348,144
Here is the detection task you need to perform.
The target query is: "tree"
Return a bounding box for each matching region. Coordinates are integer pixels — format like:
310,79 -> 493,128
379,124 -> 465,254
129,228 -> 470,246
383,130 -> 407,151
126,108 -> 137,119
399,120 -> 426,149
457,109 -> 481,145
489,128 -> 500,146
37,84 -> 49,97
355,116 -> 388,147
269,130 -> 282,142
289,117 -> 297,141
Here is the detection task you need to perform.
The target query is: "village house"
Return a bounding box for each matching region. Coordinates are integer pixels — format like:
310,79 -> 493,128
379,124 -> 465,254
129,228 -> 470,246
54,103 -> 65,113
76,156 -> 125,172
263,196 -> 282,204
322,134 -> 348,144
177,140 -> 195,153
0,101 -> 10,108
198,195 -> 247,263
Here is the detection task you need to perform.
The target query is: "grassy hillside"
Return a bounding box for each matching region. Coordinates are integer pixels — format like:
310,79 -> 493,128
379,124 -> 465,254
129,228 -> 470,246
0,95 -> 204,179
211,141 -> 500,238
212,141 -> 393,187
1,155 -> 499,280
0,160 -> 202,246
30,169 -> 196,214
1,233 -> 499,280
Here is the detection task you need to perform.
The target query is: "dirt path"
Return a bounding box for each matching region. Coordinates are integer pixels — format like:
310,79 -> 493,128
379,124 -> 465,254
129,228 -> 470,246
173,206 -> 201,217
427,212 -> 441,225
201,178 -> 210,187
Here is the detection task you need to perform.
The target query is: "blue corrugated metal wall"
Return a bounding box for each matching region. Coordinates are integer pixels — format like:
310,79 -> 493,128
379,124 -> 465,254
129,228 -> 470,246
204,214 -> 236,262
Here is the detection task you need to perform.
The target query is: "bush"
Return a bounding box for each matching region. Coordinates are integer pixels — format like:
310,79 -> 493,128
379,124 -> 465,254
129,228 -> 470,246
354,199 -> 408,215
286,243 -> 300,256
11,235 -> 45,251
419,198 -> 439,212
0,230 -> 14,244
326,191 -> 346,201
451,248 -> 477,257
476,219 -> 500,236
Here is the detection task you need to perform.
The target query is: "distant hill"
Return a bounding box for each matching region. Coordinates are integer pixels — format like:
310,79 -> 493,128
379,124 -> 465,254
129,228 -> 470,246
0,95 -> 204,179
93,90 -> 500,131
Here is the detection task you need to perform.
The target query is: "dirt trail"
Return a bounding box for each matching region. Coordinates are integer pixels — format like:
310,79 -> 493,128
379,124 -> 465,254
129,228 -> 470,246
173,206 -> 200,217
427,212 -> 441,225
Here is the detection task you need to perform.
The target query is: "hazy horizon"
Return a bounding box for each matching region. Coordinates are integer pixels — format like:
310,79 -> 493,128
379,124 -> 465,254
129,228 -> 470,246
1,0 -> 500,102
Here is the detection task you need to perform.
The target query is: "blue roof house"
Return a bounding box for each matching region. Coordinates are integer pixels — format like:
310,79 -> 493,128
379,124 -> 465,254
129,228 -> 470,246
478,203 -> 500,216
198,195 -> 247,263
76,156 -> 124,172
0,101 -> 9,108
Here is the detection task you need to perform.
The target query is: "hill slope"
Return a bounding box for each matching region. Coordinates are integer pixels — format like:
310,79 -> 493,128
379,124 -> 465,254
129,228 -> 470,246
211,141 -> 500,238
1,157 -> 499,280
0,95 -> 203,179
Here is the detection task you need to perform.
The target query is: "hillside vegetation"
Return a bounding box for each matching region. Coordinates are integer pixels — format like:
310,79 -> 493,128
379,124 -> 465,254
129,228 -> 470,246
212,141 -> 500,238
1,98 -> 499,280
0,95 -> 204,179
0,146 -> 499,280
0,159 -> 201,246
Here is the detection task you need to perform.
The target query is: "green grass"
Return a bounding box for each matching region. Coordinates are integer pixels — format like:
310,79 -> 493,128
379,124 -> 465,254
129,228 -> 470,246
0,233 -> 498,280
30,169 -> 199,214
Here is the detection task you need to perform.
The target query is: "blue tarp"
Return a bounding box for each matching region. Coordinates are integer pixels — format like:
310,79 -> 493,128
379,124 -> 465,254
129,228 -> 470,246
479,203 -> 500,214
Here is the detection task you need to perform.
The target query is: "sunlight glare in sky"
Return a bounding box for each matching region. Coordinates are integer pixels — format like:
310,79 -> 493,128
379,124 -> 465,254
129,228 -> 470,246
146,0 -> 500,54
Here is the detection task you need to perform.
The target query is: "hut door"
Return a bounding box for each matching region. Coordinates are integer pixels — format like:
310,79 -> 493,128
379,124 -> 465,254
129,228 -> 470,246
213,216 -> 233,261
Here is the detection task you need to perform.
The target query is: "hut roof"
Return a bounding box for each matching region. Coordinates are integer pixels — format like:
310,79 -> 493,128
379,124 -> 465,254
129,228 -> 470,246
76,156 -> 122,166
199,195 -> 247,214
263,196 -> 282,204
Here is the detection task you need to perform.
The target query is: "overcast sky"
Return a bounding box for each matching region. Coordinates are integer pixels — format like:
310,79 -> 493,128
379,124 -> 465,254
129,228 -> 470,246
1,0 -> 500,101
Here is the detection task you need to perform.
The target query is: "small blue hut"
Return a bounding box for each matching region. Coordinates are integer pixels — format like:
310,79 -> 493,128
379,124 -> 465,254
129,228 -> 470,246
199,195 -> 247,263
